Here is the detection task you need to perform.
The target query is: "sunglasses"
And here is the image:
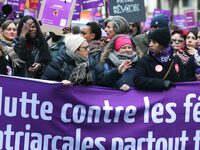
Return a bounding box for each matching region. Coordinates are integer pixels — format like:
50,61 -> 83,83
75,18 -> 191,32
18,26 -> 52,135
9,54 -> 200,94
171,39 -> 184,43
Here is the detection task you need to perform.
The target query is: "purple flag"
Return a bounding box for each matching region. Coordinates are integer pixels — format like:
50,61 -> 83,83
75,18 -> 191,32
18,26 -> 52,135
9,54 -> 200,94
0,75 -> 200,149
82,0 -> 104,10
184,9 -> 196,29
173,15 -> 187,29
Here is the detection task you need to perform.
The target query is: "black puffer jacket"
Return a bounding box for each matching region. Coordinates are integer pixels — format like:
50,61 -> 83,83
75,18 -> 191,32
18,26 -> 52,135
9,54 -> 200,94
41,46 -> 96,85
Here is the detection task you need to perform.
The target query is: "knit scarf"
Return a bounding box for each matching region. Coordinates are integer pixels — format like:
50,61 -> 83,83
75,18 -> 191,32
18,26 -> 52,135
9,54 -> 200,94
108,51 -> 139,67
0,33 -> 25,67
88,40 -> 100,51
65,49 -> 94,84
176,50 -> 190,65
149,46 -> 172,64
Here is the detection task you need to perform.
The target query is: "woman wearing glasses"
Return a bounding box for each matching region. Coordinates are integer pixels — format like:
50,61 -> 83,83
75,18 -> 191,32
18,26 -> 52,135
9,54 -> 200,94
171,30 -> 189,65
41,34 -> 96,85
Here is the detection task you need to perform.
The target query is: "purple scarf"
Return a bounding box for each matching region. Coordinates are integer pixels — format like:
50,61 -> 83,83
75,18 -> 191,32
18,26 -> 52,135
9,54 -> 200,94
149,45 -> 173,64
195,48 -> 200,75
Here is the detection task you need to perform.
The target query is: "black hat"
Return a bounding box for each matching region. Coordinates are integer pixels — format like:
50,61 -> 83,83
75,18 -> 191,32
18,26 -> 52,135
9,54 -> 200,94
150,14 -> 169,28
150,27 -> 171,47
2,4 -> 13,16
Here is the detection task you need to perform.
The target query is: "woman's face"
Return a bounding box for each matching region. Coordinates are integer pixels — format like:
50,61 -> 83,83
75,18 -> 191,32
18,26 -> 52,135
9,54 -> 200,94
104,22 -> 115,39
2,23 -> 17,41
27,21 -> 37,39
171,33 -> 185,51
81,26 -> 94,42
75,41 -> 89,59
186,32 -> 197,48
149,40 -> 162,53
118,44 -> 133,55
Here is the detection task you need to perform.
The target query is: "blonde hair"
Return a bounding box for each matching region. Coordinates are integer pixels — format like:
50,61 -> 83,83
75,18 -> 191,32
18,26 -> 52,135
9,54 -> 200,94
100,34 -> 143,64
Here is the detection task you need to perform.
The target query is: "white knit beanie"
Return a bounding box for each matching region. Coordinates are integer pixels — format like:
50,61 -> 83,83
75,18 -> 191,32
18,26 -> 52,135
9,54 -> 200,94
64,34 -> 86,53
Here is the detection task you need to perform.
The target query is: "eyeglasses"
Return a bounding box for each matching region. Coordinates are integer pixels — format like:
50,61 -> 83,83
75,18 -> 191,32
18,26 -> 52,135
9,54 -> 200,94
171,39 -> 184,43
79,46 -> 89,51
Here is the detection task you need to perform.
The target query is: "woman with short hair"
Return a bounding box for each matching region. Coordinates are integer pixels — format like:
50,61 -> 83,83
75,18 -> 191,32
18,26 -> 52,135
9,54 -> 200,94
104,16 -> 130,40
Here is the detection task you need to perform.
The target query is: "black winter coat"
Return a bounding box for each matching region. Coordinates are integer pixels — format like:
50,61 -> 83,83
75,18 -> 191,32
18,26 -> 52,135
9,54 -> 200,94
133,54 -> 195,91
14,37 -> 51,78
0,56 -> 7,75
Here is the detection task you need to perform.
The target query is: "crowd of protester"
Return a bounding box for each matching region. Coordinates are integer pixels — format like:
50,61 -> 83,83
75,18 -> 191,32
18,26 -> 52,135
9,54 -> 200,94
0,5 -> 200,91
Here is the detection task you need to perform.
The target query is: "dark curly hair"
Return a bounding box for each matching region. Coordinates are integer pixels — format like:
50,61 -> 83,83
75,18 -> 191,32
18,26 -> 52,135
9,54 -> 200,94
86,22 -> 102,40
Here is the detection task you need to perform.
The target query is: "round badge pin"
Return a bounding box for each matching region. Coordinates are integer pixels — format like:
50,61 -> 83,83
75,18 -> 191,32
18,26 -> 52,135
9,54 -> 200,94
175,64 -> 179,73
155,65 -> 163,72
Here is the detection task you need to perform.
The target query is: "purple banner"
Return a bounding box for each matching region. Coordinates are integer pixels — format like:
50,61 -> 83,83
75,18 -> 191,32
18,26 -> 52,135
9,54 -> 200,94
0,75 -> 200,149
72,0 -> 82,20
173,15 -> 187,30
82,0 -> 104,10
153,8 -> 171,22
185,9 -> 196,29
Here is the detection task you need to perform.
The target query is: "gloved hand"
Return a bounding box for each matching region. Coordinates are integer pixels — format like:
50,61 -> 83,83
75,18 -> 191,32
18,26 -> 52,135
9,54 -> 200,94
4,46 -> 26,67
120,84 -> 130,91
163,80 -> 176,90
12,58 -> 25,67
